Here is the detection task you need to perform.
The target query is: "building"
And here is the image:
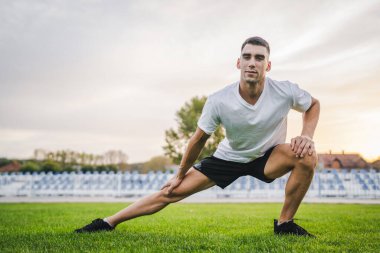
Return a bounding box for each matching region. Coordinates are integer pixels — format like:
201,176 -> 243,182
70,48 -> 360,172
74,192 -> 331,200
318,151 -> 369,170
371,159 -> 380,170
0,161 -> 21,173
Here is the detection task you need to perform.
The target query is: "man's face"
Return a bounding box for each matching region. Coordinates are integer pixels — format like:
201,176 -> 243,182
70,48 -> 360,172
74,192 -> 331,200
237,44 -> 271,85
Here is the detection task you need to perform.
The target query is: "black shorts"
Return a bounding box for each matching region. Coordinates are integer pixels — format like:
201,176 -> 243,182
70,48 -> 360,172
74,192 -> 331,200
193,146 -> 276,189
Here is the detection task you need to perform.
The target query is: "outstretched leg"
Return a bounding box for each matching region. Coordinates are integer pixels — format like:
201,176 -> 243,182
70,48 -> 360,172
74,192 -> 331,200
100,168 -> 215,229
75,168 -> 214,232
264,144 -> 317,223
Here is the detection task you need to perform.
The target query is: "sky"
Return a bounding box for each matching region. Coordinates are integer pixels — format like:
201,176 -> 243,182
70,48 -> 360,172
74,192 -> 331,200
1,0 -> 380,163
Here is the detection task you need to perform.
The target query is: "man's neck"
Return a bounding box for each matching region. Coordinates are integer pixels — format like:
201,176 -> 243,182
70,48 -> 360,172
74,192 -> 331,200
239,78 -> 265,105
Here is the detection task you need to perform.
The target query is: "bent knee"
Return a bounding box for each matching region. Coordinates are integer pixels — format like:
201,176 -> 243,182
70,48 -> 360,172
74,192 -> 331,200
298,153 -> 318,170
275,144 -> 318,168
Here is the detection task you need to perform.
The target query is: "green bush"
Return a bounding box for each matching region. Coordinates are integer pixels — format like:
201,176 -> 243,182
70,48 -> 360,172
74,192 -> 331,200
20,161 -> 40,173
80,165 -> 118,173
81,165 -> 95,173
62,166 -> 75,172
0,158 -> 12,167
95,165 -> 117,172
41,160 -> 62,173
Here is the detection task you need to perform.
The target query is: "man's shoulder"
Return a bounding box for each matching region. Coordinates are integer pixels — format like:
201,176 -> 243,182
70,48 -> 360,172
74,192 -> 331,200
266,77 -> 296,95
267,77 -> 295,88
208,82 -> 238,100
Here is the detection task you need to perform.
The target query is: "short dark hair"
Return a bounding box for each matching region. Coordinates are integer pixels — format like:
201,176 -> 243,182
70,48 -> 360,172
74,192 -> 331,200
241,36 -> 270,55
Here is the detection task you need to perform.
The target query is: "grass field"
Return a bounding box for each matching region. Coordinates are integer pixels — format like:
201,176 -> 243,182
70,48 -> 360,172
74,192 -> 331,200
0,202 -> 379,252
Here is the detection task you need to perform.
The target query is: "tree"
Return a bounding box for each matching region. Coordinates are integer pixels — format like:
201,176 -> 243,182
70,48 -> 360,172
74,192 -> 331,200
104,150 -> 128,165
0,158 -> 12,167
41,160 -> 62,173
20,161 -> 40,173
163,96 -> 225,164
33,149 -> 46,160
142,156 -> 172,173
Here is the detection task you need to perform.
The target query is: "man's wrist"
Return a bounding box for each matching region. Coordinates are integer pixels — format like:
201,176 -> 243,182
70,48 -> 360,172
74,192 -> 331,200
176,170 -> 186,179
300,134 -> 313,140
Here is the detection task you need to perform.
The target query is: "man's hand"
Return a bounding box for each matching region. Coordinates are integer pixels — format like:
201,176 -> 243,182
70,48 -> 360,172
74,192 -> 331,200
161,174 -> 184,195
290,135 -> 315,158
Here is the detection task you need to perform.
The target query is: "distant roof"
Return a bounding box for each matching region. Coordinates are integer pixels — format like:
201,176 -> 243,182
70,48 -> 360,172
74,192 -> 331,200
371,159 -> 380,169
0,161 -> 21,173
318,153 -> 369,168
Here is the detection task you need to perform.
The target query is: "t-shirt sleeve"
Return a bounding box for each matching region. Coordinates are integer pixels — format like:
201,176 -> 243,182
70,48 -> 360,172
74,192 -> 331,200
290,83 -> 312,112
197,96 -> 220,135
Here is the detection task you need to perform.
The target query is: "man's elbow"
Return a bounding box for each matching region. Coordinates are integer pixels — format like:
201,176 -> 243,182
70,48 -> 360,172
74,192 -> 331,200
191,128 -> 211,144
309,97 -> 320,111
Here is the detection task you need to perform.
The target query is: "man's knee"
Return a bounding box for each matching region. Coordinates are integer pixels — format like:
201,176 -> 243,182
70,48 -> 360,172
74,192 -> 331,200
297,153 -> 318,172
275,144 -> 317,170
158,188 -> 186,204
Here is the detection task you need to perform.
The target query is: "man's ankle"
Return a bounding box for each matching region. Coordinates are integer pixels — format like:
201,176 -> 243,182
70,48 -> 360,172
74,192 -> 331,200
277,219 -> 292,226
103,217 -> 115,228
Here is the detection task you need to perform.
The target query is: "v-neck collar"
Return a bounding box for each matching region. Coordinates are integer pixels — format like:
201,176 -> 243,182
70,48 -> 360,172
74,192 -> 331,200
234,78 -> 267,110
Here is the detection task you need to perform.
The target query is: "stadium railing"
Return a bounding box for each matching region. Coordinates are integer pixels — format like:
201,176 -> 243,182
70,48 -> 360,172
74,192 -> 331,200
0,169 -> 379,199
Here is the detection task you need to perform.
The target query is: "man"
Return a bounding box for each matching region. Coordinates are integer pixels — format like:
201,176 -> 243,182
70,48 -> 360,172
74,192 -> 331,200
75,36 -> 320,237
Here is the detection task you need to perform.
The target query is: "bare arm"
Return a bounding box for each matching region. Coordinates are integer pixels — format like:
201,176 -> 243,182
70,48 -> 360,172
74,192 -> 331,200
177,127 -> 210,177
301,97 -> 320,139
162,127 -> 210,193
291,97 -> 320,157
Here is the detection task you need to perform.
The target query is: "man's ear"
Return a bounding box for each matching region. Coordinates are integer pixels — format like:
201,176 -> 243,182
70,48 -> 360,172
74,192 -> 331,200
237,58 -> 241,69
266,61 -> 271,72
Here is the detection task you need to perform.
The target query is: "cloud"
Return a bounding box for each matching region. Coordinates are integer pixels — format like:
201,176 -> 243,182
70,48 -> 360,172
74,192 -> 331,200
1,0 -> 380,161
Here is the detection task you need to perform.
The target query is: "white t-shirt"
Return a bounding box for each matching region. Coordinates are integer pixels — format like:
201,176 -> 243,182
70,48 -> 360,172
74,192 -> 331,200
197,77 -> 312,163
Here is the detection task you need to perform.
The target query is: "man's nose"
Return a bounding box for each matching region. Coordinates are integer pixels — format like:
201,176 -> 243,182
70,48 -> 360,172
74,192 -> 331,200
248,59 -> 256,68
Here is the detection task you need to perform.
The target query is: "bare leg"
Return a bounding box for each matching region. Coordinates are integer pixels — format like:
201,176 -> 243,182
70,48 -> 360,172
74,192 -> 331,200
106,168 -> 215,227
264,144 -> 317,223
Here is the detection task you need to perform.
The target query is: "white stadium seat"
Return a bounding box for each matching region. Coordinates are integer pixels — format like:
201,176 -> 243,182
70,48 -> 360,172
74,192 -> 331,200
1,169 -> 379,199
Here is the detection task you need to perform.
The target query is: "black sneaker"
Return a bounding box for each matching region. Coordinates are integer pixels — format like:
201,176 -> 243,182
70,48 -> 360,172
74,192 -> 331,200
74,218 -> 114,233
274,219 -> 315,237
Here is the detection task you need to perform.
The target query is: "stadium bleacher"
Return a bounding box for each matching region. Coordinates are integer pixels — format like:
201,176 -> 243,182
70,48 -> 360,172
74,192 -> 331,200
0,169 -> 379,199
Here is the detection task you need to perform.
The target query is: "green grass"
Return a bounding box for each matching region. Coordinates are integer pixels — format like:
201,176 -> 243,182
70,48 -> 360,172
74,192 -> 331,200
0,203 -> 379,252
